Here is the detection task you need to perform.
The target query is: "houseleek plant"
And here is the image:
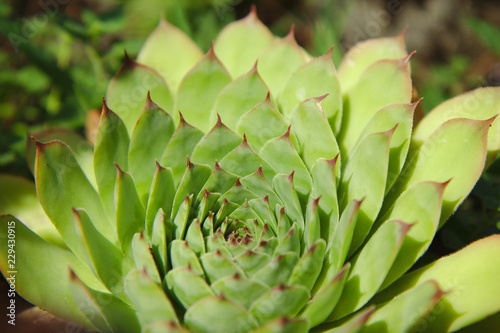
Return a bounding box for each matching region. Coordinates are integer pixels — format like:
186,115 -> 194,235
1,7 -> 500,333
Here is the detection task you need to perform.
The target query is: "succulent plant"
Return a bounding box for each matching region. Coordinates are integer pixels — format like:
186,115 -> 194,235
2,7 -> 500,333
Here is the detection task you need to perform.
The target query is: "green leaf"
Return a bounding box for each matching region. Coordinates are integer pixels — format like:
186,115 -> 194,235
387,118 -> 492,226
338,130 -> 393,255
253,252 -> 300,288
280,48 -> 342,132
35,141 -> 115,259
0,216 -> 104,329
249,317 -> 308,333
289,96 -> 340,170
151,209 -> 169,277
289,239 -> 326,291
145,163 -> 175,240
93,103 -> 130,220
211,274 -> 270,309
143,321 -> 191,333
250,285 -> 310,324
310,157 -> 339,246
160,114 -> 205,185
137,18 -> 203,93
172,160 -> 211,221
197,162 -> 237,203
272,173 -> 305,231
257,29 -> 307,96
220,138 -> 276,182
328,220 -> 410,321
413,87 -> 500,167
131,232 -> 161,283
379,181 -> 446,289
214,8 -> 274,78
69,269 -> 141,333
73,208 -> 131,301
338,32 -> 407,92
115,165 -> 145,259
174,47 -> 231,131
352,102 -> 415,192
190,116 -> 243,166
260,128 -> 312,197
338,56 -> 412,155
236,94 -> 296,152
128,93 -> 175,205
200,251 -> 245,283
166,266 -> 214,309
209,65 -> 269,129
124,269 -> 178,326
169,240 -> 204,276
234,250 -> 272,278
0,175 -> 61,246
184,295 -> 259,333
27,128 -> 95,187
106,55 -> 173,134
300,263 -> 349,328
364,280 -> 444,333
377,235 -> 500,332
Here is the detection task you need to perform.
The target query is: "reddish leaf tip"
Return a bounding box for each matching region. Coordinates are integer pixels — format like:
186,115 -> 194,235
235,178 -> 242,187
400,51 -> 416,67
288,170 -> 295,183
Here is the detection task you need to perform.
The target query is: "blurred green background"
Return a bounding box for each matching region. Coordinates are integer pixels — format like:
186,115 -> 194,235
0,0 -> 499,261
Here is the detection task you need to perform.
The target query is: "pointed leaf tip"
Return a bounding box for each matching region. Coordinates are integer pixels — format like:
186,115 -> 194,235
400,51 -> 416,67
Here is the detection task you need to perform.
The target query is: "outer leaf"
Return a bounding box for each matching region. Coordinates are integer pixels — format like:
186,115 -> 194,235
0,216 -> 104,329
413,87 -> 500,166
257,29 -> 307,96
69,269 -> 141,333
379,181 -> 446,289
124,270 -> 178,326
93,102 -> 130,220
106,55 -> 173,134
352,102 -> 415,191
288,239 -> 326,291
386,118 -> 492,226
280,48 -> 342,132
328,220 -> 410,321
209,65 -> 269,129
338,129 -> 393,255
128,93 -> 175,204
73,208 -> 131,300
377,235 -> 500,332
137,18 -> 203,93
27,128 -> 95,187
338,56 -> 412,154
364,280 -> 444,333
174,46 -> 231,131
35,140 -> 115,258
214,8 -> 274,78
338,31 -> 407,91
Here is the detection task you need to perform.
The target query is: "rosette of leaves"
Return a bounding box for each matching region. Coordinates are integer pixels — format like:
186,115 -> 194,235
2,8 -> 500,333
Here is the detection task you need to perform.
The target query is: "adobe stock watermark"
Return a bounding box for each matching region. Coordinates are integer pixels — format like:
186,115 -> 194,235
341,0 -> 412,51
7,0 -> 71,53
